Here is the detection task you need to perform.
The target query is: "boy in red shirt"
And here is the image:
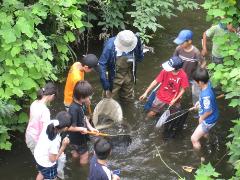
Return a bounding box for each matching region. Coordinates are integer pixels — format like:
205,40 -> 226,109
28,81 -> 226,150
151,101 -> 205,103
139,56 -> 189,118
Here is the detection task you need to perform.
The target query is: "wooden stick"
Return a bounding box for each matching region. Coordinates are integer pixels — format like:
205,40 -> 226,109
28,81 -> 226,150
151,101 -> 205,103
86,130 -> 109,137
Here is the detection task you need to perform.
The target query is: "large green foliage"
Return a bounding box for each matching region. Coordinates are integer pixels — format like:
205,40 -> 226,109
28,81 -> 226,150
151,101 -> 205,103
195,0 -> 240,179
90,0 -> 198,43
128,0 -> 198,43
0,0 -> 199,150
0,0 -> 86,150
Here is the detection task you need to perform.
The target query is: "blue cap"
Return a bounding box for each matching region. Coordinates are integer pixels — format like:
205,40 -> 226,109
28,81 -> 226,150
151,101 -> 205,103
174,30 -> 193,45
162,56 -> 183,71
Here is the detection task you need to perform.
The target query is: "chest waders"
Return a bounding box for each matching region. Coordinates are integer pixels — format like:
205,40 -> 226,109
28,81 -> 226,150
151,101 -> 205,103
112,53 -> 136,102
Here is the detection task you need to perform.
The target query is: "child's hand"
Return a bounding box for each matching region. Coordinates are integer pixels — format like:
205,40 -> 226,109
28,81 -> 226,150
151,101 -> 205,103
62,136 -> 70,147
169,98 -> 177,106
80,127 -> 88,134
84,97 -> 91,106
106,90 -> 112,98
139,93 -> 147,101
194,101 -> 200,109
89,127 -> 99,133
112,174 -> 120,180
198,116 -> 204,124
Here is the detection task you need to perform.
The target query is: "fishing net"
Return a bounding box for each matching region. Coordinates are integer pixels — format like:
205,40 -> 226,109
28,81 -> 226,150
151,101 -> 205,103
155,109 -> 171,129
92,98 -> 132,150
163,109 -> 190,139
92,98 -> 123,129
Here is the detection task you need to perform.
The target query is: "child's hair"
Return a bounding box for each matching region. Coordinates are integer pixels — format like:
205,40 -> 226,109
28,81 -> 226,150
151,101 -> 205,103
192,67 -> 209,84
46,111 -> 71,141
37,82 -> 57,100
94,138 -> 112,160
73,80 -> 93,100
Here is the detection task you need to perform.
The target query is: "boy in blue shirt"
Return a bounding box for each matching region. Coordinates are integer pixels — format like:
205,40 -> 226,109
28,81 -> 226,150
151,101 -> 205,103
89,138 -> 120,180
191,68 -> 219,150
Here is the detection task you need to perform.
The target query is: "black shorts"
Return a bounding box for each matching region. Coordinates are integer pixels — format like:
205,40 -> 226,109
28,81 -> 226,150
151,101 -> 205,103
36,163 -> 57,180
70,143 -> 88,155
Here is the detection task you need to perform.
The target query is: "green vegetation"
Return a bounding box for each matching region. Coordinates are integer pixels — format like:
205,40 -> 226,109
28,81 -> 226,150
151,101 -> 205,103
0,0 -> 85,150
0,0 -> 198,150
195,0 -> 240,179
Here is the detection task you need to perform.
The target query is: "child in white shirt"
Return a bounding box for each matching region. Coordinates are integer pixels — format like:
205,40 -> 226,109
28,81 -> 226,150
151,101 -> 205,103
34,111 -> 71,180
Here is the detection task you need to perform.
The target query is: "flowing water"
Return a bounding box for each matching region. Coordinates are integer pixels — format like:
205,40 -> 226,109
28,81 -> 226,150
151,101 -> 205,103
0,6 -> 239,180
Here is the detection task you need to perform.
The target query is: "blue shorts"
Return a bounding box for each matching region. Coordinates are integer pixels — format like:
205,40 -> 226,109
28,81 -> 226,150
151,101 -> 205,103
201,121 -> 216,133
37,163 -> 58,180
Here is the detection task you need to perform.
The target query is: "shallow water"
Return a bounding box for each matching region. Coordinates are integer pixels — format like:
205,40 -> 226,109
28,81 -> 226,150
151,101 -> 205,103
0,5 -> 239,180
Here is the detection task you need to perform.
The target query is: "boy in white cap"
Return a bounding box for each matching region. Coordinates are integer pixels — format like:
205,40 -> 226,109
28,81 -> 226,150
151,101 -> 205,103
139,56 -> 189,118
99,30 -> 144,102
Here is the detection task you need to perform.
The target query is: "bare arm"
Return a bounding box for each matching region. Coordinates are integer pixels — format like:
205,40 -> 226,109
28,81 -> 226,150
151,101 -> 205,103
85,117 -> 98,132
201,32 -> 208,56
49,137 -> 69,163
68,126 -> 87,133
139,80 -> 160,101
170,87 -> 185,106
199,110 -> 212,124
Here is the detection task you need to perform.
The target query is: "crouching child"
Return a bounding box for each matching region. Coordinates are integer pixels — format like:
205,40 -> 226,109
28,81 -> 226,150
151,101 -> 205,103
89,138 -> 120,180
191,68 -> 219,150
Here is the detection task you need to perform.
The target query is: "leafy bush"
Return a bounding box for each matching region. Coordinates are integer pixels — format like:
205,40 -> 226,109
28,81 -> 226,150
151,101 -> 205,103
0,0 -> 200,150
195,0 -> 240,179
128,0 -> 198,43
0,0 -> 86,150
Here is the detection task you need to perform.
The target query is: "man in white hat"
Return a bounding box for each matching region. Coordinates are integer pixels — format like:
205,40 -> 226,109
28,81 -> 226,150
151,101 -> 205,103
98,30 -> 144,102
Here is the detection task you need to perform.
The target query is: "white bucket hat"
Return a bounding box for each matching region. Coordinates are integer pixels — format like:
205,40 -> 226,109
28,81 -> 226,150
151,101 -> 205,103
114,30 -> 138,53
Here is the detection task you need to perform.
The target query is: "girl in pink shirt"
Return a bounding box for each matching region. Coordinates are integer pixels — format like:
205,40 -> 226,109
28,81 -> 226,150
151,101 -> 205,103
25,82 -> 57,154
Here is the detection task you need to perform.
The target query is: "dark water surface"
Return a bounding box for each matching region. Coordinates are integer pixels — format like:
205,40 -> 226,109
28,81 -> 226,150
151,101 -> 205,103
0,6 -> 238,180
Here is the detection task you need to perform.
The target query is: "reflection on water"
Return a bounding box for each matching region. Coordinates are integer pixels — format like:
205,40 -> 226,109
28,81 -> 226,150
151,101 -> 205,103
0,6 -> 238,180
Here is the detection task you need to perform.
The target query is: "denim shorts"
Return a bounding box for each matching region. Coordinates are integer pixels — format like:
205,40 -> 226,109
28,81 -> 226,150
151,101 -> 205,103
201,121 -> 216,133
37,163 -> 58,180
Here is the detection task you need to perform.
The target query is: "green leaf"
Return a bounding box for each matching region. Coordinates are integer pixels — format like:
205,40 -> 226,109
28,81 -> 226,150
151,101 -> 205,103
24,40 -> 32,50
20,77 -> 37,90
195,163 -> 220,179
0,141 -> 12,151
12,88 -> 24,97
18,112 -> 28,123
229,69 -> 239,78
224,60 -> 234,66
11,46 -> 21,57
229,99 -> 240,107
16,67 -> 24,76
9,69 -> 16,75
0,27 -> 16,43
16,17 -> 34,38
5,59 -> 13,66
207,63 -> 215,70
14,104 -> 21,111
210,9 -> 225,17
47,50 -> 53,60
66,31 -> 75,42
13,79 -> 20,86
72,17 -> 84,28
